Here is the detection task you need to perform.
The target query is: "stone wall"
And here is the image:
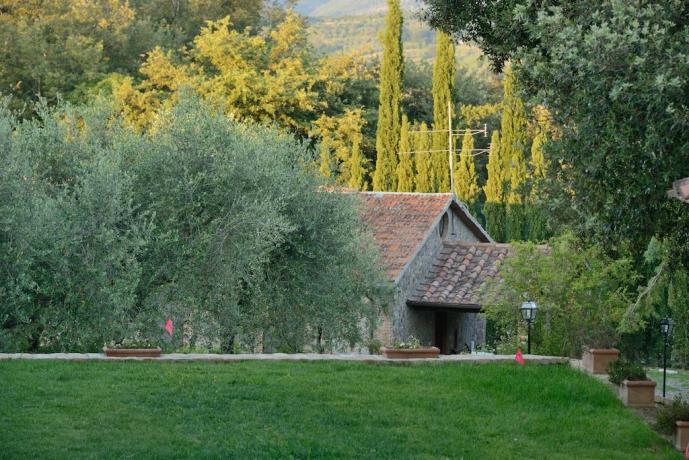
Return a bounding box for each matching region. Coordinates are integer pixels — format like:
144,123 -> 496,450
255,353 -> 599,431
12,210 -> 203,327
383,206 -> 483,345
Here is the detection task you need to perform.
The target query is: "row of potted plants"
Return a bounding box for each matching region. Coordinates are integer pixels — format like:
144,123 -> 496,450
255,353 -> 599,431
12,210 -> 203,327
583,347 -> 689,451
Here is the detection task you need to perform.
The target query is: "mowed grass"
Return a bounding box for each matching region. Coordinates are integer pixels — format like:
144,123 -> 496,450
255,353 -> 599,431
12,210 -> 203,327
0,361 -> 679,459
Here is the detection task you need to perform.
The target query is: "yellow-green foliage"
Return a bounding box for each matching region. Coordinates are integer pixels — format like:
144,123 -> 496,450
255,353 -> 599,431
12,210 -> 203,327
454,129 -> 480,203
460,104 -> 499,126
431,31 -> 455,192
373,0 -> 404,191
313,109 -> 368,188
500,68 -> 528,204
484,130 -> 505,203
396,114 -> 415,191
414,122 -> 434,192
110,14 -> 373,142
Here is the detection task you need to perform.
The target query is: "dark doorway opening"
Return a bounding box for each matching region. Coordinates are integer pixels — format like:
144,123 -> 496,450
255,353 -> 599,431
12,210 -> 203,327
434,311 -> 448,354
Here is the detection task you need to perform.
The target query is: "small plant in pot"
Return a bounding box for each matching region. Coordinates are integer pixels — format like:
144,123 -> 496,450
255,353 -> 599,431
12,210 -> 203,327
656,396 -> 689,451
381,336 -> 440,359
103,337 -> 163,358
608,359 -> 656,408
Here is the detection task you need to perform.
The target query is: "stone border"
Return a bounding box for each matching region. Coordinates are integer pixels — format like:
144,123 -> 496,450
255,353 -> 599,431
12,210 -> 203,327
0,352 -> 568,365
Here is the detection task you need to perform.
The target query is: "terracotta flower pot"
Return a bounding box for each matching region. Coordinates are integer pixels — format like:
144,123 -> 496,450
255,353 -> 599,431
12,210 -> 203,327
619,379 -> 656,408
582,348 -> 620,374
674,421 -> 689,451
381,347 -> 440,359
103,347 -> 162,358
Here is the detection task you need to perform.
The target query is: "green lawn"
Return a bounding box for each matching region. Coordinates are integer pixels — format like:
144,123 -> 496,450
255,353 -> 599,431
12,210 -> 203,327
0,361 -> 679,459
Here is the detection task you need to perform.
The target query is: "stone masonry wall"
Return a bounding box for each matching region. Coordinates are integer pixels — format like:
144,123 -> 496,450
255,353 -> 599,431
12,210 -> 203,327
385,207 -> 482,345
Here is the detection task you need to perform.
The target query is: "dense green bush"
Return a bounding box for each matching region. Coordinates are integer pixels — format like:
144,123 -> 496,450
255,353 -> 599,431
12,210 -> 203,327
0,97 -> 390,352
607,360 -> 647,385
656,396 -> 689,435
482,233 -> 638,357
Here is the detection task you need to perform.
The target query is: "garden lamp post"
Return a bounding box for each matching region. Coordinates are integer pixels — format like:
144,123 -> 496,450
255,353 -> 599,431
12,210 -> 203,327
520,301 -> 538,355
660,317 -> 673,399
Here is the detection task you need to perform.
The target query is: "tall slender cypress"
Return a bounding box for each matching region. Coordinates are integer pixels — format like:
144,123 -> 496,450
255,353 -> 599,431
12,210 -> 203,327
430,31 -> 455,192
348,142 -> 368,190
454,129 -> 480,203
483,130 -> 507,241
414,122 -> 434,192
396,114 -> 415,191
501,68 -> 528,241
372,0 -> 403,191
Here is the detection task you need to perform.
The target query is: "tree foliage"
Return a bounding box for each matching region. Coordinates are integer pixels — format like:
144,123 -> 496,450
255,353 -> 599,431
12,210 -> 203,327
396,114 -> 415,191
430,30 -> 454,192
373,0 -> 404,191
0,0 -> 266,113
0,98 -> 390,352
421,0 -> 689,260
414,122 -> 434,192
483,233 -> 638,357
454,129 -> 480,203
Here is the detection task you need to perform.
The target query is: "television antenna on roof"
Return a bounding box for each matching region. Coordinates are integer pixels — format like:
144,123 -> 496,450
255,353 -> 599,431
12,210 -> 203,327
400,101 -> 491,195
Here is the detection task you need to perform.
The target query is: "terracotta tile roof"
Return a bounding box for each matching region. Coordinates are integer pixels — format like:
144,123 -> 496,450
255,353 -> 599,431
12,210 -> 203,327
357,192 -> 454,280
408,242 -> 510,307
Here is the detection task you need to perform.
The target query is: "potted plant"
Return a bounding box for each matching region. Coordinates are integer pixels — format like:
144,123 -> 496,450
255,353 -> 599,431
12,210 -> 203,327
582,347 -> 620,374
608,360 -> 656,408
103,338 -> 162,358
381,336 -> 440,359
656,396 -> 689,451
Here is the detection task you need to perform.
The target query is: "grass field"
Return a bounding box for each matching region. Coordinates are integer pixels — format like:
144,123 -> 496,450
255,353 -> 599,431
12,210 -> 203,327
0,361 -> 680,459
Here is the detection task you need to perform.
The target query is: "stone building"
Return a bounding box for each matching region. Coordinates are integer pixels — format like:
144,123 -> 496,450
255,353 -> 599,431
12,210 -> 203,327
358,192 -> 508,354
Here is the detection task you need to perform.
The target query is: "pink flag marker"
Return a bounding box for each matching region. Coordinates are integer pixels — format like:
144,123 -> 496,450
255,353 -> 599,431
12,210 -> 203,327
515,348 -> 525,366
164,319 -> 174,336
685,440 -> 689,459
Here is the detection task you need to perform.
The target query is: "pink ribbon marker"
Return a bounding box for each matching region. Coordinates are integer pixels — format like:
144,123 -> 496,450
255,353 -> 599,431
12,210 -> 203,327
164,319 -> 173,336
515,348 -> 525,366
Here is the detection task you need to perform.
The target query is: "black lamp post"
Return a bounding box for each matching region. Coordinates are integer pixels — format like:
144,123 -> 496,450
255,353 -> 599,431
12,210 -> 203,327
660,317 -> 674,399
520,301 -> 538,355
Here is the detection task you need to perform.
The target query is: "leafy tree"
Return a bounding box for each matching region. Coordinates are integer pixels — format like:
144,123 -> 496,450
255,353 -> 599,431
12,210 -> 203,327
313,109 -> 369,188
454,129 -> 480,203
396,114 -> 415,191
373,0 -> 404,191
421,0 -> 689,260
414,122 -> 434,192
109,13 -> 377,186
0,98 -> 390,352
430,30 -> 454,192
0,0 -> 267,113
483,233 -> 638,357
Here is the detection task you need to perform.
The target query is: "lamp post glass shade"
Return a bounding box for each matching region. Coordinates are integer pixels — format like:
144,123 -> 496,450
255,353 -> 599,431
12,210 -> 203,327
520,301 -> 538,322
660,318 -> 673,337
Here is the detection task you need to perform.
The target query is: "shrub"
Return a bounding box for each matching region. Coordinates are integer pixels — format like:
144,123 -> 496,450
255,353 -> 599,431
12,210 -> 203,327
482,232 -> 638,358
607,360 -> 647,385
392,336 -> 422,350
656,396 -> 689,434
0,97 -> 391,352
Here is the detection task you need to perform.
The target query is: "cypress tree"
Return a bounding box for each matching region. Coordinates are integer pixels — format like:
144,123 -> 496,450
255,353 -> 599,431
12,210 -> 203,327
414,122 -> 434,192
430,31 -> 455,192
501,68 -> 528,241
348,141 -> 368,190
483,130 -> 506,242
454,129 -> 480,203
526,123 -> 548,241
372,0 -> 403,191
396,114 -> 415,191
